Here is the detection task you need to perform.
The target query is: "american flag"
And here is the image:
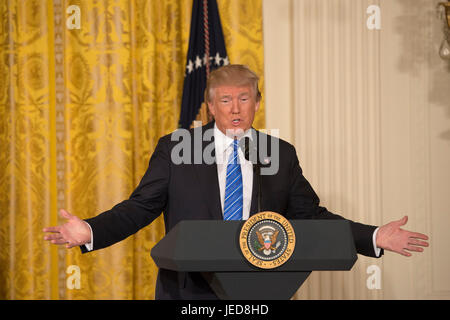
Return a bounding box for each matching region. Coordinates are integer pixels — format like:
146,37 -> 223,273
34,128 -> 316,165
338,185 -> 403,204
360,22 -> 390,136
178,0 -> 229,129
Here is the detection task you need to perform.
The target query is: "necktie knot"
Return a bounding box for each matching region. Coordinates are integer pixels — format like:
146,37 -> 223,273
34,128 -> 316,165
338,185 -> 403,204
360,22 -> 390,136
229,139 -> 240,165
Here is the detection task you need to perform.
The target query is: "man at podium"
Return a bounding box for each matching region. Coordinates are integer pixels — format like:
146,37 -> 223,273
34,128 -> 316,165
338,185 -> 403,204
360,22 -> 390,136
43,64 -> 429,299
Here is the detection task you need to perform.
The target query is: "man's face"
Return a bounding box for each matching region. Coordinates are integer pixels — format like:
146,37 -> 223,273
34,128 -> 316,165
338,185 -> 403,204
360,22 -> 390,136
207,85 -> 260,136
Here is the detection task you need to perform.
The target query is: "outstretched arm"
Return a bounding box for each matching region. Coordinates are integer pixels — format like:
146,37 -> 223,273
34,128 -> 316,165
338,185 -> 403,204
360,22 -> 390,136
43,136 -> 171,251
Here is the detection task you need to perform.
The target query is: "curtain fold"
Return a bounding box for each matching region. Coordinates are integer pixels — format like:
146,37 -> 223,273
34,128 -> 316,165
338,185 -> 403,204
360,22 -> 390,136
0,0 -> 264,299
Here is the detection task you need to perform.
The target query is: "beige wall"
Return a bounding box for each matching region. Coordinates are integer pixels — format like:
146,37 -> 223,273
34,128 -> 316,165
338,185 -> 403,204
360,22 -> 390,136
263,0 -> 450,299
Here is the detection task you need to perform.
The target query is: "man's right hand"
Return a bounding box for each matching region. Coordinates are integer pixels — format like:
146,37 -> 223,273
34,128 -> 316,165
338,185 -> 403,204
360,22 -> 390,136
43,209 -> 92,249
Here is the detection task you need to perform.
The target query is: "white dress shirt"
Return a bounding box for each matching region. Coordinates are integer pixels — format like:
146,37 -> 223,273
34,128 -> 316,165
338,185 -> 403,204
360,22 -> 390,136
213,123 -> 254,220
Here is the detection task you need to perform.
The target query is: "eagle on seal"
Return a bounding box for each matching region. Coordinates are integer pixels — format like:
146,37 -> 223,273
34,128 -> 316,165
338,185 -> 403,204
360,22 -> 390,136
256,229 -> 279,255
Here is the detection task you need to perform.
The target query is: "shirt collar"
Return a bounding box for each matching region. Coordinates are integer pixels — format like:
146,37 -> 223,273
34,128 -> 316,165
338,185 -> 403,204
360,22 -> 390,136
213,122 -> 254,155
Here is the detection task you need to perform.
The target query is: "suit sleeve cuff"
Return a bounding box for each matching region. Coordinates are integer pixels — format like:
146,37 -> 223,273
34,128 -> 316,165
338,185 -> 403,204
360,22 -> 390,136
82,221 -> 94,252
372,227 -> 382,257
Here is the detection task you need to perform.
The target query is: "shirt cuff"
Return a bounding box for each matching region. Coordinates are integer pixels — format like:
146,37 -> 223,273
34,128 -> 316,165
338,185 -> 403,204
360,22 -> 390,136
372,227 -> 382,257
83,221 -> 94,252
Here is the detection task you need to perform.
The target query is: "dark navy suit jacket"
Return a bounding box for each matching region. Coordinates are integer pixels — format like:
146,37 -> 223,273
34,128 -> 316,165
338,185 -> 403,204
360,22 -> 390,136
81,121 -> 382,299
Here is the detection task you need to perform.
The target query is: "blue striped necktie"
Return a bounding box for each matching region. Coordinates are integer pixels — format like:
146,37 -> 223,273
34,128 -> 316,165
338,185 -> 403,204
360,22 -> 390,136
223,139 -> 243,220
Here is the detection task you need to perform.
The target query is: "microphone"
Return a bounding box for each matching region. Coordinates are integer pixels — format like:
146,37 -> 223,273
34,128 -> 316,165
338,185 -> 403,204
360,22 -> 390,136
240,137 -> 262,213
239,136 -> 257,163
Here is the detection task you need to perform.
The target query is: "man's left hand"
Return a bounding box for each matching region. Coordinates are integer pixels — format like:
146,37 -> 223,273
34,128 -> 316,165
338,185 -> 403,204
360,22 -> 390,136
376,216 -> 429,257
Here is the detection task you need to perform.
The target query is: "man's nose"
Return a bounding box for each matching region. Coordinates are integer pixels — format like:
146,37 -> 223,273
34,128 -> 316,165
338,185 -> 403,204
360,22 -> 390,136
231,99 -> 240,114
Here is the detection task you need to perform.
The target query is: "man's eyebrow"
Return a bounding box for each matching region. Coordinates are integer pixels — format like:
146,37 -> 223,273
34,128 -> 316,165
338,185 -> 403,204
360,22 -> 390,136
218,92 -> 250,99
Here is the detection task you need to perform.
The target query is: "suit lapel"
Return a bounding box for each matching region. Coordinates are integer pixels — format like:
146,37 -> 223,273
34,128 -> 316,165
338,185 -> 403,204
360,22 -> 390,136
249,171 -> 259,216
249,129 -> 260,217
248,129 -> 274,217
192,122 -> 223,220
194,162 -> 222,220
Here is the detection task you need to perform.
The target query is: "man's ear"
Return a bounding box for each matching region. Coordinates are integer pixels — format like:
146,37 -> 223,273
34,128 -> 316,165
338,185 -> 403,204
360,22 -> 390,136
255,100 -> 260,113
207,102 -> 215,116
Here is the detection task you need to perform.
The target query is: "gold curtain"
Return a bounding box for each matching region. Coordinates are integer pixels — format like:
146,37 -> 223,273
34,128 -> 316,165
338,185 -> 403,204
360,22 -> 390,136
0,0 -> 264,299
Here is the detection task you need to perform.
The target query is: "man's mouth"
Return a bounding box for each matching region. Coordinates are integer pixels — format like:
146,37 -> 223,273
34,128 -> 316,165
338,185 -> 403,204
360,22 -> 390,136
232,119 -> 241,126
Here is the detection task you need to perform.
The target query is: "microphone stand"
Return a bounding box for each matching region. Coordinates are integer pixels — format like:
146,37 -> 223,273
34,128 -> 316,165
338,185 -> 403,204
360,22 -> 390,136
242,137 -> 262,213
254,162 -> 262,213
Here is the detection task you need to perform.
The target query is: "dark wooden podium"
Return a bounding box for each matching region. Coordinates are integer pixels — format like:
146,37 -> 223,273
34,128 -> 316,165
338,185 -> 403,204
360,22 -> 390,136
151,220 -> 357,300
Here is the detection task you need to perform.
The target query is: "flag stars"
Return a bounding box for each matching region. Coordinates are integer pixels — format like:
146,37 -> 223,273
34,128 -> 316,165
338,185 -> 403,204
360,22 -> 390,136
195,55 -> 202,69
186,59 -> 194,74
214,52 -> 222,66
185,53 -> 229,76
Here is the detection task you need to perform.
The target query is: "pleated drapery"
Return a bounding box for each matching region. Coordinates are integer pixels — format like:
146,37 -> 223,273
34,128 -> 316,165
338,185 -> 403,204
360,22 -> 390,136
0,0 -> 264,299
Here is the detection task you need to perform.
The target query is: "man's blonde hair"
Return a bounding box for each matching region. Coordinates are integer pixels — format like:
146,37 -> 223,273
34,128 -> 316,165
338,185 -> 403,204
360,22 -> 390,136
204,64 -> 262,103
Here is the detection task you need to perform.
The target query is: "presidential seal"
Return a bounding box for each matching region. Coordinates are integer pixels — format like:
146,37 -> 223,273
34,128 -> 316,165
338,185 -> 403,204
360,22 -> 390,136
239,211 -> 296,269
